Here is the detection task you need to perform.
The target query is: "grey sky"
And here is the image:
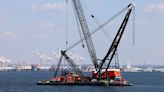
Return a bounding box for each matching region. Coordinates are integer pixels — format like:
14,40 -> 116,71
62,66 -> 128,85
0,0 -> 164,65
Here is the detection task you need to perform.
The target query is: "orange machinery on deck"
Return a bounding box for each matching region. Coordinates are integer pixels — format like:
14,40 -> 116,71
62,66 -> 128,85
51,72 -> 83,83
92,69 -> 121,79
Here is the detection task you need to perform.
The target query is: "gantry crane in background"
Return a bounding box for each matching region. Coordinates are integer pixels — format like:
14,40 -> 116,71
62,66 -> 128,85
34,49 -> 52,65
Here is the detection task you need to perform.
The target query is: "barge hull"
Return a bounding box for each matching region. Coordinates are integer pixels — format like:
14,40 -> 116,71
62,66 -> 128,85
37,81 -> 132,86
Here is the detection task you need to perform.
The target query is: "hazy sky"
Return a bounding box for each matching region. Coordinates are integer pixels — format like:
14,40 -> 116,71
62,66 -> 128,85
0,0 -> 164,65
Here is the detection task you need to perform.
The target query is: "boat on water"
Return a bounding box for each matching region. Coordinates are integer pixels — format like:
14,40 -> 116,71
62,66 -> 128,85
37,69 -> 132,86
37,0 -> 135,86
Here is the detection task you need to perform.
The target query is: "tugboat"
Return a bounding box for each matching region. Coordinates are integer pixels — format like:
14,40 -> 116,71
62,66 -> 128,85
37,0 -> 135,86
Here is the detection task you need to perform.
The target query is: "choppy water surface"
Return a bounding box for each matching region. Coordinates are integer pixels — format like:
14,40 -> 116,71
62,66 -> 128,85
0,71 -> 164,92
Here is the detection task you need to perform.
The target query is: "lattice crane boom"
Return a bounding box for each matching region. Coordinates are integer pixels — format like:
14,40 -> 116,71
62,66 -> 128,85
61,50 -> 83,77
72,0 -> 98,69
97,3 -> 135,79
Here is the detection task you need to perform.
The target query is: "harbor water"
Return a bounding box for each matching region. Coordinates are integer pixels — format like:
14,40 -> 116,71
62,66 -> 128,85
0,71 -> 164,92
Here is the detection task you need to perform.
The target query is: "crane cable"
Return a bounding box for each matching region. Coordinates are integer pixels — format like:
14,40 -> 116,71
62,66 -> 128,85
133,6 -> 136,45
65,0 -> 69,49
91,15 -> 113,41
81,0 -> 112,41
91,15 -> 120,66
81,0 -> 113,41
72,0 -> 85,48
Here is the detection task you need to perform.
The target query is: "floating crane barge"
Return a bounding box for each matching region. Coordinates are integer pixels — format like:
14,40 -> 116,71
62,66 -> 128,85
37,69 -> 132,86
37,0 -> 135,86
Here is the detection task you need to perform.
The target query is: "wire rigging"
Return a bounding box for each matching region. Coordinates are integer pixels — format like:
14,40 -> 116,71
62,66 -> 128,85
91,15 -> 113,41
133,6 -> 136,45
65,0 -> 69,49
